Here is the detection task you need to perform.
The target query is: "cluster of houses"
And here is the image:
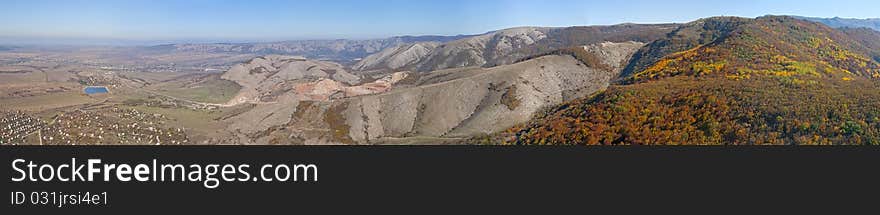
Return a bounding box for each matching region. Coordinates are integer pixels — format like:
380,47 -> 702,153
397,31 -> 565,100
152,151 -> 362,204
0,111 -> 47,145
0,108 -> 189,145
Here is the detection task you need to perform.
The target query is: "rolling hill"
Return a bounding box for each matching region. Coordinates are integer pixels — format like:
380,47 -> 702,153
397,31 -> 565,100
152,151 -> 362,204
213,41 -> 645,144
352,24 -> 678,73
839,27 -> 880,61
509,16 -> 880,145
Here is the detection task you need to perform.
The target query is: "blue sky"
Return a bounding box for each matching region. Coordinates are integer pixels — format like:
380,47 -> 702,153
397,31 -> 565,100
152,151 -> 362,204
0,0 -> 878,42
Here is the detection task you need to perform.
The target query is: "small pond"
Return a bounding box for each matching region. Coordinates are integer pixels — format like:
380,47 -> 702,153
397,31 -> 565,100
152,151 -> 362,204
84,86 -> 109,94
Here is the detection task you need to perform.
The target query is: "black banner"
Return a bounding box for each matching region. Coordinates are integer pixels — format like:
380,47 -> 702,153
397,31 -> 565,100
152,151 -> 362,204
2,146 -> 880,213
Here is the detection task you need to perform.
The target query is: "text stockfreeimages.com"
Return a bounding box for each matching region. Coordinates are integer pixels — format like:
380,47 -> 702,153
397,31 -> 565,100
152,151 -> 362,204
11,158 -> 318,189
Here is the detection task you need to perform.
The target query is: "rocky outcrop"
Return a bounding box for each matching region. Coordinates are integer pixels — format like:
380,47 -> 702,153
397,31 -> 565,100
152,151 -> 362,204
584,41 -> 647,72
351,27 -> 552,73
352,42 -> 440,71
412,27 -> 551,72
292,72 -> 409,101
220,55 -> 359,106
353,24 -> 676,75
216,56 -> 410,144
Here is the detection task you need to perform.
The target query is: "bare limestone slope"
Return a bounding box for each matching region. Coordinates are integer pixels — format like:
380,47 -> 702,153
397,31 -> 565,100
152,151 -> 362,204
216,55 -> 411,144
352,42 -> 440,71
413,27 -> 552,72
353,24 -> 677,75
220,55 -> 359,106
213,41 -> 643,144
335,41 -> 645,144
351,27 -> 552,74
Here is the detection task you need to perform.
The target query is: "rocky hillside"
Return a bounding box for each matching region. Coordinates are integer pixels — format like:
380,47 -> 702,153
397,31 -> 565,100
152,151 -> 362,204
220,55 -> 360,106
840,27 -> 880,61
510,16 -> 880,145
212,41 -> 644,144
409,27 -> 553,72
340,49 -> 637,144
351,42 -> 441,71
353,24 -> 677,73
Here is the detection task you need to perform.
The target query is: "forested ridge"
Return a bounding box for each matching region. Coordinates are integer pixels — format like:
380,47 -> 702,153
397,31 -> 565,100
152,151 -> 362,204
504,16 -> 880,145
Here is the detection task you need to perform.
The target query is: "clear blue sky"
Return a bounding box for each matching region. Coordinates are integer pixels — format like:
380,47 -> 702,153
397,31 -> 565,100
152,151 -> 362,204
0,0 -> 877,42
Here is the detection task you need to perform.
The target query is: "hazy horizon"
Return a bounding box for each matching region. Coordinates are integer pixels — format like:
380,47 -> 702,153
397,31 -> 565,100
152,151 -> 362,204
1,0 -> 879,45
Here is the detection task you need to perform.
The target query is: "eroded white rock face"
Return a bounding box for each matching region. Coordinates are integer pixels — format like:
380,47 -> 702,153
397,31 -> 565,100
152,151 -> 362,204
292,72 -> 410,101
583,41 -> 646,71
353,27 -> 552,73
220,55 -> 359,106
412,27 -> 551,72
487,27 -> 549,59
352,42 -> 440,71
337,41 -> 646,143
216,41 -> 646,145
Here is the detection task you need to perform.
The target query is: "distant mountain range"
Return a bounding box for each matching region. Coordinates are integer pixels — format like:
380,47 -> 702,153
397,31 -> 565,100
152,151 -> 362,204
352,24 -> 678,73
793,16 -> 880,31
141,35 -> 474,64
51,16 -> 868,72
122,24 -> 677,73
135,16 -> 880,74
